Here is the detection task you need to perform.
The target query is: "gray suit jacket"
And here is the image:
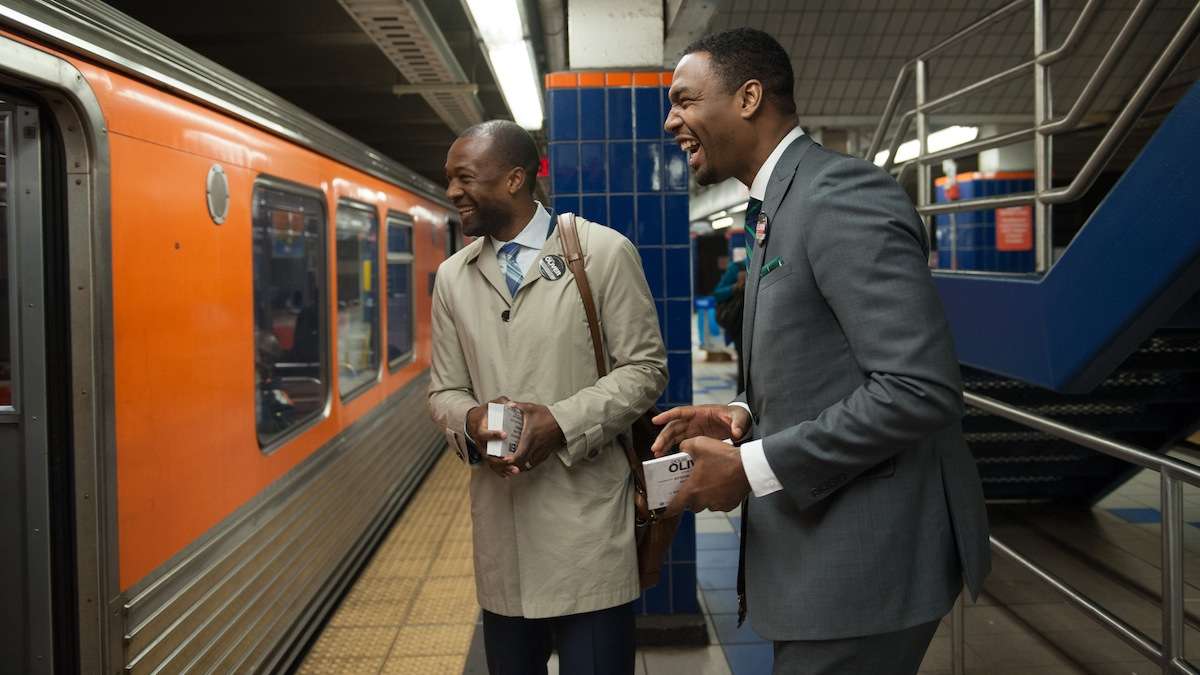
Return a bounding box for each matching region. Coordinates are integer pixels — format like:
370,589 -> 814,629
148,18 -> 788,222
739,135 -> 990,641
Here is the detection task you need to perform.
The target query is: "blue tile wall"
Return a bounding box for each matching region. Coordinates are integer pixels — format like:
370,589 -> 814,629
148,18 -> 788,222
580,88 -> 606,140
580,142 -> 606,193
637,194 -> 664,245
581,195 -> 607,225
547,73 -> 696,617
551,143 -> 579,194
665,194 -> 690,245
640,248 -> 665,298
636,142 -> 663,192
607,88 -> 633,139
635,86 -> 664,139
666,299 -> 692,351
549,89 -> 578,141
608,142 -> 634,193
664,142 -> 689,191
609,195 -> 635,241
553,194 -> 579,217
667,352 -> 693,404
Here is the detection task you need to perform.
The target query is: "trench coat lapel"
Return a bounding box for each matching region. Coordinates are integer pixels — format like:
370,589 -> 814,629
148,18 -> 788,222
470,241 -> 513,307
515,225 -> 565,295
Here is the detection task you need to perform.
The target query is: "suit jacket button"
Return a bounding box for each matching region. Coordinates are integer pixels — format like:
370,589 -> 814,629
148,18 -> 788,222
587,449 -> 599,459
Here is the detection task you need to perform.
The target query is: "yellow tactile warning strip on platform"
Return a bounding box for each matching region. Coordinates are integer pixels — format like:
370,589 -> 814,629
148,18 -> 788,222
299,451 -> 478,675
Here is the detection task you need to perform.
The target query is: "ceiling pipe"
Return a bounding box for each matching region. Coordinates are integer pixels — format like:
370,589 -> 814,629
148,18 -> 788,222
537,0 -> 567,71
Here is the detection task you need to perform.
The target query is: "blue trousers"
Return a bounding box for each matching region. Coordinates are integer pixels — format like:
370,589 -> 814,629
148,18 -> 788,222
481,602 -> 636,675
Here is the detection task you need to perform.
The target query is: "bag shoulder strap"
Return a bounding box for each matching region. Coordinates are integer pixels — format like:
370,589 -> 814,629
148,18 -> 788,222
557,213 -> 648,493
558,213 -> 607,378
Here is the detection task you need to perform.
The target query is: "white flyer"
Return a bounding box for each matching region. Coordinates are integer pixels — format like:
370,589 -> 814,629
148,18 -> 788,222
642,452 -> 694,510
486,402 -> 524,457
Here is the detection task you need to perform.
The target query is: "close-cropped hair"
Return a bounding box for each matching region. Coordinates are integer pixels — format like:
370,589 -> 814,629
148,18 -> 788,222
459,120 -> 540,194
683,27 -> 797,115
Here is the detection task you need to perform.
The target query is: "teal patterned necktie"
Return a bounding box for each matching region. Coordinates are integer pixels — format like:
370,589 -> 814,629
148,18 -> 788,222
744,197 -> 764,244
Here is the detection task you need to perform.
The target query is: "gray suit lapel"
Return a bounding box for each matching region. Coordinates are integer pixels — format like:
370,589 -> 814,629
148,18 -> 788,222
741,135 -> 816,396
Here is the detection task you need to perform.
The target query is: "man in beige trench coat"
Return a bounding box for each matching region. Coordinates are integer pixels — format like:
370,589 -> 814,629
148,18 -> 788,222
428,120 -> 668,675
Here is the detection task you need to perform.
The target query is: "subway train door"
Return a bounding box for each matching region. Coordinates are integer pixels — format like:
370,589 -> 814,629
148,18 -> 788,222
0,96 -> 59,674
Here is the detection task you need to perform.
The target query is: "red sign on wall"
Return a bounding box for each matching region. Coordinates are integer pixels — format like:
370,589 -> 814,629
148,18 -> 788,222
995,206 -> 1034,252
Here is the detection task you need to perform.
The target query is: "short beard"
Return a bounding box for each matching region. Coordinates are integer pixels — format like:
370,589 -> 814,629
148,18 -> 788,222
473,200 -> 512,238
694,167 -> 719,185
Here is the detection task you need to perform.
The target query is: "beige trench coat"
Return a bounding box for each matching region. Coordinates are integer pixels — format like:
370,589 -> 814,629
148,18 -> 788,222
428,216 -> 668,618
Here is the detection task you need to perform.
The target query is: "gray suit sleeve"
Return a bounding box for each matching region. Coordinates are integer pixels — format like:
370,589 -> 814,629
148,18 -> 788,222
761,158 -> 964,510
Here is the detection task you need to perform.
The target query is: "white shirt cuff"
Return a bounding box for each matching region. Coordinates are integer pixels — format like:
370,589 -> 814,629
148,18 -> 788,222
740,439 -> 782,497
730,401 -> 752,418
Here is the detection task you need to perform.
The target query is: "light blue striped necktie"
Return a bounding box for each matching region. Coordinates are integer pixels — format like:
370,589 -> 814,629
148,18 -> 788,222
499,242 -> 523,298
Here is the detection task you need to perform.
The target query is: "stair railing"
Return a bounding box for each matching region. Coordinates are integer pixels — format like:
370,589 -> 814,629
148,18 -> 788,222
865,0 -> 1200,273
952,392 -> 1200,675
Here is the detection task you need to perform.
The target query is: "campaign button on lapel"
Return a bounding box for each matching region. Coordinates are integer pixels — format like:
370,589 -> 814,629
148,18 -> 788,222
754,212 -> 769,246
539,255 -> 567,281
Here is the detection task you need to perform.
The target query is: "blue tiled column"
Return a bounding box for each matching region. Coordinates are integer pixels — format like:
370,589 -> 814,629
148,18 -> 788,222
546,71 -> 699,616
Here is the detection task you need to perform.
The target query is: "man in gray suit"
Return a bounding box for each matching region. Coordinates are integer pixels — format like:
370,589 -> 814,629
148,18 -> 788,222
653,28 -> 991,674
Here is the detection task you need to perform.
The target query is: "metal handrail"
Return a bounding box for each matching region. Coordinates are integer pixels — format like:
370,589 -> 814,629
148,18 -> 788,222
962,391 -> 1200,674
1043,1 -> 1200,204
916,0 -> 1032,62
864,0 -> 1200,273
919,192 -> 1034,216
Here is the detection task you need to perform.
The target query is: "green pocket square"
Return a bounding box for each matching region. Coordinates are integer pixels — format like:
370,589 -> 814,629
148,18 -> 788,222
760,256 -> 785,278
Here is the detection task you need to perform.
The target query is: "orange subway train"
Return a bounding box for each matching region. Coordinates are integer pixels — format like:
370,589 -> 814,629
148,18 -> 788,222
0,1 -> 458,672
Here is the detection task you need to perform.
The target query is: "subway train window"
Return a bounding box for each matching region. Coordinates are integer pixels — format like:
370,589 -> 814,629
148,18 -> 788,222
0,113 -> 11,408
336,201 -> 380,397
251,183 -> 327,445
386,212 -> 414,369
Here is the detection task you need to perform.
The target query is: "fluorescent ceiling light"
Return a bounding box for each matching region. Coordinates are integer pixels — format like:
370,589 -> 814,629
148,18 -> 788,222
729,202 -> 748,213
712,216 -> 735,230
874,126 -> 979,166
708,209 -> 728,220
488,42 -> 544,130
462,0 -> 544,130
463,0 -> 524,44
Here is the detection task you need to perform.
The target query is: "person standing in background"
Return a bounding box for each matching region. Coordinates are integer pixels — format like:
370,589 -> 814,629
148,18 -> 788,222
713,248 -> 748,391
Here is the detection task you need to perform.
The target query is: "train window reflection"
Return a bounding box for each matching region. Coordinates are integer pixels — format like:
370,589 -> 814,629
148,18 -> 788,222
252,183 -> 327,445
0,114 -> 11,408
336,201 -> 380,397
387,212 -> 414,370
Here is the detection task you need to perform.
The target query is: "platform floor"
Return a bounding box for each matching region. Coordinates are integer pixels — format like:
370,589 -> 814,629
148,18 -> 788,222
298,450 -> 476,674
299,355 -> 1200,674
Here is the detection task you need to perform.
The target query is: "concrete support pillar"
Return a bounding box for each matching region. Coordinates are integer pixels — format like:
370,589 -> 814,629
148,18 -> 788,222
567,0 -> 663,68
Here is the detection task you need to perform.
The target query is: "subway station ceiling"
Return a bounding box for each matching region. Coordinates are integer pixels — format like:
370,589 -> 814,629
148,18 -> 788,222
102,0 -> 521,184
102,0 -> 1200,185
708,0 -> 1200,127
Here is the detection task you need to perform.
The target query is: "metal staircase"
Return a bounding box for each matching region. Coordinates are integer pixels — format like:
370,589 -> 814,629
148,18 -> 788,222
867,0 -> 1200,506
866,2 -> 1200,672
963,329 -> 1200,503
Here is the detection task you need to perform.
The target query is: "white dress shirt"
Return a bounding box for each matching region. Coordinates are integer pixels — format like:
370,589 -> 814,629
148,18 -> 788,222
735,126 -> 804,498
490,201 -> 552,280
